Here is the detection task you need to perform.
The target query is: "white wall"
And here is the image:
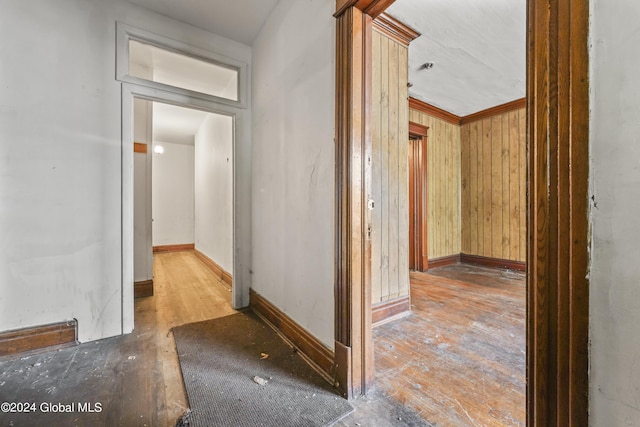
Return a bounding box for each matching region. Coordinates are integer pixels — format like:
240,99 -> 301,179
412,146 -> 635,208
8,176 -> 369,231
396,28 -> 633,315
590,1 -> 640,425
0,0 -> 251,342
152,141 -> 195,246
133,98 -> 153,282
194,114 -> 233,273
251,0 -> 336,348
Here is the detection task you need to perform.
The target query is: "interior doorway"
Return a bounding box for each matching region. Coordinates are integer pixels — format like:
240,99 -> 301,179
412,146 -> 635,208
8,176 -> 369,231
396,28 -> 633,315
132,99 -> 235,305
408,122 -> 428,272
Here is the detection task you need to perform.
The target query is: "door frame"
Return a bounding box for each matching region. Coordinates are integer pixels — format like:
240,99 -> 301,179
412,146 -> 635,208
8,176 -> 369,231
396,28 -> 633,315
408,122 -> 428,272
333,0 -> 590,425
121,83 -> 251,333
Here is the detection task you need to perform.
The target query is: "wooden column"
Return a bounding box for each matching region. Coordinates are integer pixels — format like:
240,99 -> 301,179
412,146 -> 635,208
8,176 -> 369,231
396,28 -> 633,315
527,0 -> 590,425
333,0 -> 395,399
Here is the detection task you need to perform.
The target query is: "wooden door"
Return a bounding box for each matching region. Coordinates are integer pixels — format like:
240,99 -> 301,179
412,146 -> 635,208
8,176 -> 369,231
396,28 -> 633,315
408,122 -> 428,271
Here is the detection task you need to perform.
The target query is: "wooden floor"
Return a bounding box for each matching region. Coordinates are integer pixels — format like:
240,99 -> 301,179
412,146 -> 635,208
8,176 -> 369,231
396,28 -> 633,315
0,257 -> 524,426
0,251 -> 237,426
367,264 -> 526,426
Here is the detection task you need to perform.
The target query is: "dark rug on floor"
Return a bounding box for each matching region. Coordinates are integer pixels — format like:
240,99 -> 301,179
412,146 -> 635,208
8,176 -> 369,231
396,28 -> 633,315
172,311 -> 353,427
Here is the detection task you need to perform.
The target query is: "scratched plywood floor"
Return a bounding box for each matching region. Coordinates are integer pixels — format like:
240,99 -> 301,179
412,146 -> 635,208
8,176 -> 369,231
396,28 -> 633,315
369,264 -> 526,426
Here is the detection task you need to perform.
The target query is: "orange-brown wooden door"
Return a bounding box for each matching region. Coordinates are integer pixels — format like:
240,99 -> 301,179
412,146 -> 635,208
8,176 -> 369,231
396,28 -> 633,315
408,136 -> 427,271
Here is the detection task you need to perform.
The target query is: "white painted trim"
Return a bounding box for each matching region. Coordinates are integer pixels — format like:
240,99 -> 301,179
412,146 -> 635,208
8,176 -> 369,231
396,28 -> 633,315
121,83 -> 250,333
116,22 -> 248,109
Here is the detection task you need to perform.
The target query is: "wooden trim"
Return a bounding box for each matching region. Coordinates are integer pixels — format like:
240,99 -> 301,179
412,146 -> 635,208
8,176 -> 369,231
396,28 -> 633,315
459,98 -> 527,125
527,0 -> 590,425
250,290 -> 335,382
409,122 -> 428,138
152,244 -> 194,253
194,249 -> 232,288
372,295 -> 410,327
133,142 -> 147,153
372,13 -> 420,47
409,121 -> 428,271
460,254 -> 526,272
409,97 -> 461,125
0,320 -> 78,358
427,254 -> 461,270
134,280 -> 154,298
334,5 -> 374,399
335,0 -> 397,19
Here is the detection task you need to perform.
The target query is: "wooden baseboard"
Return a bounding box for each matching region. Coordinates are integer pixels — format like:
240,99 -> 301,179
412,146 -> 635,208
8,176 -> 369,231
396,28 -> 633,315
250,289 -> 335,382
134,280 -> 154,298
372,295 -> 411,327
427,254 -> 461,269
193,250 -> 232,287
152,243 -> 194,253
460,253 -> 526,271
0,320 -> 78,358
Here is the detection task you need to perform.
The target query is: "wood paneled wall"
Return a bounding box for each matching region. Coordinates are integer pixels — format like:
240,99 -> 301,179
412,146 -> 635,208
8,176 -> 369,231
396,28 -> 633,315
370,29 -> 410,304
460,108 -> 526,262
408,109 -> 462,259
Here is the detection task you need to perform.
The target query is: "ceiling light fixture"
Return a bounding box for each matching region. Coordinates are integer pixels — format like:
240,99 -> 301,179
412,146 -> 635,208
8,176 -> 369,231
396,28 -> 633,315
154,145 -> 164,154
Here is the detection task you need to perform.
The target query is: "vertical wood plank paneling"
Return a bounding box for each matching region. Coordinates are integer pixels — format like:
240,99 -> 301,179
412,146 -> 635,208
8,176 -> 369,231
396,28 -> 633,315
491,115 -> 503,259
476,120 -> 484,256
460,125 -> 470,254
379,34 -> 389,300
370,29 -> 410,303
397,46 -> 409,296
501,113 -> 511,260
408,109 -> 461,260
518,108 -> 526,262
509,110 -> 521,261
469,122 -> 479,256
460,107 -> 526,262
482,118 -> 493,257
371,31 -> 382,303
387,40 -> 399,299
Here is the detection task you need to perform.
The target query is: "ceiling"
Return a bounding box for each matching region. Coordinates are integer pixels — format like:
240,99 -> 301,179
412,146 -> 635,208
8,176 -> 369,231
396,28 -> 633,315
126,0 -> 279,45
387,0 -> 526,116
152,102 -> 209,146
127,0 -> 525,119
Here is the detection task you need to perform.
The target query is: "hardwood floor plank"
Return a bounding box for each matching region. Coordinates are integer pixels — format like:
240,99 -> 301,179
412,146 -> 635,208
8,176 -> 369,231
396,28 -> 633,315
370,264 -> 526,426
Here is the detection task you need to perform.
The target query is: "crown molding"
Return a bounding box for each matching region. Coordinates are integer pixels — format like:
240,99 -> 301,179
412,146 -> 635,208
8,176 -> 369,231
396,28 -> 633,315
409,97 -> 527,126
459,98 -> 526,125
373,13 -> 421,46
409,97 -> 461,125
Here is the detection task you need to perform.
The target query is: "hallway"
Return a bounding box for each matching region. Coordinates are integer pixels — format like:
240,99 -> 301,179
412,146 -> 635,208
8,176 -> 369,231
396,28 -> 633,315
0,251 -> 236,426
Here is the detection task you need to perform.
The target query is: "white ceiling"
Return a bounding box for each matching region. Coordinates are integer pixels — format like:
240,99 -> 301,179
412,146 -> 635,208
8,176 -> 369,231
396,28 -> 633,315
387,0 -> 526,116
128,0 -> 524,118
126,0 -> 279,46
153,102 -> 209,146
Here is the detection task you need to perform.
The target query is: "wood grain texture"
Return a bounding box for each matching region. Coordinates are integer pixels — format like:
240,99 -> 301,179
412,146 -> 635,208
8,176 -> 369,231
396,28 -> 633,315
460,108 -> 526,263
371,29 -> 410,304
372,13 -> 420,46
459,98 -> 526,125
460,253 -> 526,272
409,108 -> 461,260
334,6 -> 373,398
409,97 -> 461,125
194,249 -> 232,288
372,265 -> 525,426
527,0 -> 590,425
427,254 -> 460,269
134,279 -> 154,298
152,244 -> 194,253
371,295 -> 410,327
0,320 -> 77,357
250,290 -> 335,382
